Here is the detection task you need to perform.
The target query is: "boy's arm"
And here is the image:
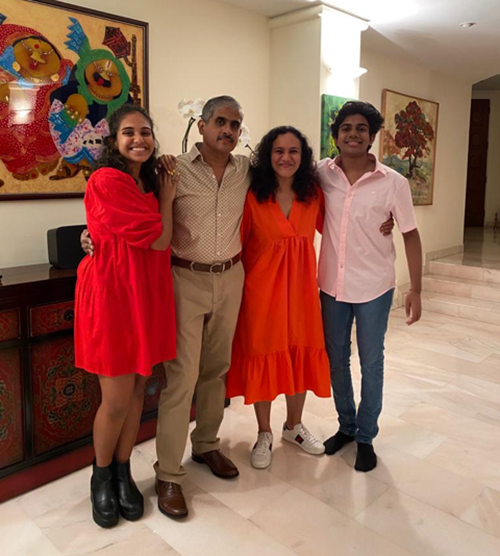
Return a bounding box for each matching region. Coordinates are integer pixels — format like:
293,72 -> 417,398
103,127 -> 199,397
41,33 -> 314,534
402,228 -> 422,325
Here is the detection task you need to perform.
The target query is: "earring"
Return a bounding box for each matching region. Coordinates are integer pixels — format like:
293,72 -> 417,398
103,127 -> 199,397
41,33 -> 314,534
50,73 -> 59,82
12,61 -> 21,73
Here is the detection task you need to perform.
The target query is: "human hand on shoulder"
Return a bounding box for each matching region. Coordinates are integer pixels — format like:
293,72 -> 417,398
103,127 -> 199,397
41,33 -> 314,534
158,154 -> 178,175
158,167 -> 178,203
81,229 -> 94,257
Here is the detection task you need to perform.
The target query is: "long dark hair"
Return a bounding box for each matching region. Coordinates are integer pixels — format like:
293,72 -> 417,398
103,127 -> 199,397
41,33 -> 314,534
250,126 -> 318,203
94,104 -> 160,197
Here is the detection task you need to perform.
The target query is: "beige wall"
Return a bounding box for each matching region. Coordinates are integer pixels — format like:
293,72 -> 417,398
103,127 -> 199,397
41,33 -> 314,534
0,0 -> 270,269
472,90 -> 500,225
359,49 -> 471,286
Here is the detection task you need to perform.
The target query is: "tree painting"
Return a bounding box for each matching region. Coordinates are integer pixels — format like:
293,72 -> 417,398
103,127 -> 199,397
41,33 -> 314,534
381,90 -> 439,206
394,101 -> 434,179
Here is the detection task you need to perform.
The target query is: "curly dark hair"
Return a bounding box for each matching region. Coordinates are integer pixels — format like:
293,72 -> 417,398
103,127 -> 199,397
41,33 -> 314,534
331,101 -> 384,139
93,104 -> 160,197
250,126 -> 318,204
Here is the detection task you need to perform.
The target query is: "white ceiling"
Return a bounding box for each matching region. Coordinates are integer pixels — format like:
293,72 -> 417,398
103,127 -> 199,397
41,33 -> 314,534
219,0 -> 500,85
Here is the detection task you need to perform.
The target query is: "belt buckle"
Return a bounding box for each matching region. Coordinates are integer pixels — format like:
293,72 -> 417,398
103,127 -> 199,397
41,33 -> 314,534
209,262 -> 224,274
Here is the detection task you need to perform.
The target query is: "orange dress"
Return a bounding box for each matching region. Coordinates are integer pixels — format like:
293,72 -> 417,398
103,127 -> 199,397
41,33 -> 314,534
226,188 -> 331,404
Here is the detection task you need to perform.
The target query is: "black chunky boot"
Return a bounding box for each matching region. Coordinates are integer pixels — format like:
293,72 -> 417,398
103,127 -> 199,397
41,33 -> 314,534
114,459 -> 144,520
90,461 -> 119,528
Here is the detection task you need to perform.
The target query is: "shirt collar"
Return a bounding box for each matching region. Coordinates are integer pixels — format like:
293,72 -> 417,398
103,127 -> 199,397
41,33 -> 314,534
329,153 -> 388,176
188,142 -> 236,167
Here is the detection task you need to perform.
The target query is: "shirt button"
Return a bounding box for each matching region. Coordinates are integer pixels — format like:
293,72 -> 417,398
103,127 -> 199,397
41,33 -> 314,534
340,264 -> 344,269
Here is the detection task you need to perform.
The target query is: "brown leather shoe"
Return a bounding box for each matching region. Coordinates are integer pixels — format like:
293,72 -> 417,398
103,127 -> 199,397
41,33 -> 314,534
155,479 -> 188,519
192,449 -> 239,479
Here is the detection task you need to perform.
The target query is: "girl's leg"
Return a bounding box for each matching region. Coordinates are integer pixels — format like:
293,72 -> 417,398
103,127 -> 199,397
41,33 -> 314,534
112,375 -> 149,521
284,392 -> 307,429
94,374 -> 137,467
91,374 -> 136,528
254,401 -> 272,433
114,375 -> 148,463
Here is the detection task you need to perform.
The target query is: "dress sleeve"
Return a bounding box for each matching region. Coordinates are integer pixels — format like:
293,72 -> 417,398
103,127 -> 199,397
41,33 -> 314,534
393,177 -> 418,234
316,187 -> 325,234
85,168 -> 162,249
240,194 -> 252,248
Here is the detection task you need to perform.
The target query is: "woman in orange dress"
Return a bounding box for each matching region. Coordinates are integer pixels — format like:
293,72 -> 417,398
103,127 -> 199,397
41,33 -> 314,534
75,105 -> 176,527
226,126 -> 331,469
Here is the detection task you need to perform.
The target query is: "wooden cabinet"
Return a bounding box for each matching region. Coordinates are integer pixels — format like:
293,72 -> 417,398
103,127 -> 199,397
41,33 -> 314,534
0,264 -> 165,502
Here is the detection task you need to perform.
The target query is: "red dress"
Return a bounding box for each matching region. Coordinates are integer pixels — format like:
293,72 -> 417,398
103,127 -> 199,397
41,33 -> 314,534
226,188 -> 331,404
75,168 -> 176,376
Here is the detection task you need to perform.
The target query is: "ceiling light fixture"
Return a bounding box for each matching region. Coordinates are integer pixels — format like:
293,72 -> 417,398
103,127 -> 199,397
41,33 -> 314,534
459,22 -> 477,28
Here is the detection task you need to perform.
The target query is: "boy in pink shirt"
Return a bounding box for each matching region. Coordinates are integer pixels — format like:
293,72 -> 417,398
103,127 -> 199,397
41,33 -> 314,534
318,101 -> 422,471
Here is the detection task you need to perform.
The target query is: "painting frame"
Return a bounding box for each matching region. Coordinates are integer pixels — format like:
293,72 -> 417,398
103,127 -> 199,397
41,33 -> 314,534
380,89 -> 439,206
0,0 -> 149,201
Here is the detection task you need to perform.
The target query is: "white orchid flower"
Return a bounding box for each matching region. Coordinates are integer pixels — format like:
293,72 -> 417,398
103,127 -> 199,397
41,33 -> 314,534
239,123 -> 251,147
178,98 -> 206,120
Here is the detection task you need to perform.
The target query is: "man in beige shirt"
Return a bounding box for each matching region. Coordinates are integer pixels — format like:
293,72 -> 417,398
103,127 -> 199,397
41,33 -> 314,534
155,96 -> 249,518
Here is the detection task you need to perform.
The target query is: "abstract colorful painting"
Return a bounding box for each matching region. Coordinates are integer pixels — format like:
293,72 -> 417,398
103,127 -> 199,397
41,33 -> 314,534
381,89 -> 439,206
320,94 -> 353,160
0,0 -> 148,200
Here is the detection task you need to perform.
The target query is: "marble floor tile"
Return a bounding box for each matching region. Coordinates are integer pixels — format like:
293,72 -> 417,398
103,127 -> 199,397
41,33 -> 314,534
362,446 -> 484,519
142,485 -> 297,556
425,439 -> 500,493
0,500 -> 62,556
356,488 -> 500,556
268,442 -> 389,518
400,402 -> 500,453
34,495 -> 146,556
459,487 -> 500,539
250,486 -> 414,556
88,526 -> 180,556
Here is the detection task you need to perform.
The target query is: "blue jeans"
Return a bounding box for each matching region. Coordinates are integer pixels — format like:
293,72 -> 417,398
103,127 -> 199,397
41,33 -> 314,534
320,289 -> 394,444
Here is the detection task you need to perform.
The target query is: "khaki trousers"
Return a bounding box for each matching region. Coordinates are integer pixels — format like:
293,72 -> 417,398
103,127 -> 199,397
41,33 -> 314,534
155,261 -> 244,483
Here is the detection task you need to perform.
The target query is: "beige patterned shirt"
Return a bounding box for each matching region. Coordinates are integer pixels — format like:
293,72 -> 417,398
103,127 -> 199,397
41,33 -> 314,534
171,143 -> 251,263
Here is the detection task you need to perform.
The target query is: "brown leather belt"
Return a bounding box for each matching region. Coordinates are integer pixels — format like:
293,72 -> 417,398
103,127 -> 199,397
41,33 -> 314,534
171,253 -> 241,274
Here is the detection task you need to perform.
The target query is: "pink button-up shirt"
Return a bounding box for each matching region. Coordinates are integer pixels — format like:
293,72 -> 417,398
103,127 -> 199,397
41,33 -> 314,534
318,154 -> 417,303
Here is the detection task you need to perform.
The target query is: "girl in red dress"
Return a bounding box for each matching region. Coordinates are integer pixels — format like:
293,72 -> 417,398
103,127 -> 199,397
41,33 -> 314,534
75,105 -> 177,528
226,127 -> 331,470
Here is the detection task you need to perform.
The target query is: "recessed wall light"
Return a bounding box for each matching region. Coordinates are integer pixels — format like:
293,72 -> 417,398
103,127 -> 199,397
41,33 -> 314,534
460,22 -> 477,28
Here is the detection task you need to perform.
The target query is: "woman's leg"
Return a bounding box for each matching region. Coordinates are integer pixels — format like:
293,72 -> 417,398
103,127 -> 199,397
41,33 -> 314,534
284,392 -> 307,429
114,375 -> 148,463
254,401 -> 272,433
94,374 -> 137,467
251,401 -> 273,469
282,392 -> 324,455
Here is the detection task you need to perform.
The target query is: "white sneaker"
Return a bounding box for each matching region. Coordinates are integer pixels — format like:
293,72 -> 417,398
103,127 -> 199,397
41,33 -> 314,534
251,432 -> 273,469
282,423 -> 325,455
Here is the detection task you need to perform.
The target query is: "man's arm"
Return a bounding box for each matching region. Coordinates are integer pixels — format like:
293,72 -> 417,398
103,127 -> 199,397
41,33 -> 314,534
402,228 -> 422,325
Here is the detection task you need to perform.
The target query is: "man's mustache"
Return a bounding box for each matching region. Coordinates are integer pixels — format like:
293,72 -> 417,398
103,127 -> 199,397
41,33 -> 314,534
217,134 -> 234,142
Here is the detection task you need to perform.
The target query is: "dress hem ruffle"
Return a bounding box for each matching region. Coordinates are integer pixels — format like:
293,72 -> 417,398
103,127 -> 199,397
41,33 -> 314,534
226,345 -> 331,405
